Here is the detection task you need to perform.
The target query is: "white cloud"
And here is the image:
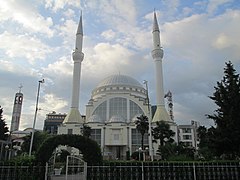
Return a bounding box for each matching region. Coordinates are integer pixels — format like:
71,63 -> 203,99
101,29 -> 116,40
57,19 -> 77,48
0,60 -> 39,79
0,31 -> 52,63
45,0 -> 81,12
84,42 -> 134,77
0,1 -> 54,37
212,33 -> 231,49
43,56 -> 73,77
162,9 -> 240,63
207,0 -> 233,14
63,8 -> 76,18
41,93 -> 68,112
86,0 -> 137,24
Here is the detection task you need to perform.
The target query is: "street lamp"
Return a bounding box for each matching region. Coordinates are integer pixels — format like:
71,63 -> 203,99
29,79 -> 44,156
143,80 -> 154,161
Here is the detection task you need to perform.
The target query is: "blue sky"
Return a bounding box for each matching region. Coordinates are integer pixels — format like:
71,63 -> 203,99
0,0 -> 240,130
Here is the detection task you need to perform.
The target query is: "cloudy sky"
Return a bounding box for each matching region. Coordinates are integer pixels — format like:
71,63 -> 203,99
0,0 -> 239,130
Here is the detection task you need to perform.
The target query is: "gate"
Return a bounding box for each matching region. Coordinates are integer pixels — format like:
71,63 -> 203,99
65,155 -> 87,180
45,155 -> 87,180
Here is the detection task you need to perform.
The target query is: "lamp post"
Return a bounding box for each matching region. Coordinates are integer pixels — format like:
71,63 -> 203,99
29,79 -> 44,156
143,80 -> 154,161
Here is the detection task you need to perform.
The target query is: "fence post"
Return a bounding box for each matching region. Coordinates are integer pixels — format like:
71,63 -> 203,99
84,162 -> 87,180
66,155 -> 69,180
193,162 -> 196,180
45,162 -> 48,180
142,162 -> 144,180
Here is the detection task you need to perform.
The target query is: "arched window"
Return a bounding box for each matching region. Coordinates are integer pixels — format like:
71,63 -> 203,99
109,97 -> 127,121
130,100 -> 144,120
92,101 -> 107,121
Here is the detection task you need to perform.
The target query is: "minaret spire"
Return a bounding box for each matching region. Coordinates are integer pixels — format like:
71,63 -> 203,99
153,11 -> 160,33
76,11 -> 83,36
151,10 -> 172,123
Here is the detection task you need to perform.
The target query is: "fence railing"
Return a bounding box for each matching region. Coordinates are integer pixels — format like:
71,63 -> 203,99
0,161 -> 239,180
0,164 -> 45,180
87,161 -> 240,180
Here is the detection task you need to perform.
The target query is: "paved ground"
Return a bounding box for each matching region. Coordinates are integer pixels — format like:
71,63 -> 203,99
51,173 -> 85,180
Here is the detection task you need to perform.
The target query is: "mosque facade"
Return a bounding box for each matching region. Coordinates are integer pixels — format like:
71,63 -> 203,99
85,74 -> 151,159
57,11 -> 179,160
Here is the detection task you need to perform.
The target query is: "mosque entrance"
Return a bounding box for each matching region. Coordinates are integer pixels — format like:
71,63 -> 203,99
106,145 -> 125,160
45,154 -> 87,180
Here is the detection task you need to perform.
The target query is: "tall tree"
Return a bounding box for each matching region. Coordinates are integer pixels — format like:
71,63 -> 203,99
207,61 -> 240,158
197,126 -> 216,160
152,121 -> 175,146
135,115 -> 149,149
81,124 -> 92,138
21,131 -> 50,155
0,106 -> 9,140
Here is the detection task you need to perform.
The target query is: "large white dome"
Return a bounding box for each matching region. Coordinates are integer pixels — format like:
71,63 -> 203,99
96,74 -> 143,88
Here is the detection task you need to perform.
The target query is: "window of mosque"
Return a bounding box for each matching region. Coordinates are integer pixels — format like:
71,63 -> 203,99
109,97 -> 127,121
112,129 -> 120,141
92,101 -> 107,121
91,129 -> 101,145
130,100 -> 144,120
68,129 -> 73,134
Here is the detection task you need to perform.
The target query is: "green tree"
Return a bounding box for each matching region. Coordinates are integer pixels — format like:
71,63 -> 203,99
197,126 -> 216,160
207,61 -> 240,158
81,124 -> 91,138
21,131 -> 50,155
0,106 -> 9,140
152,121 -> 175,146
135,115 -> 149,150
157,142 -> 195,161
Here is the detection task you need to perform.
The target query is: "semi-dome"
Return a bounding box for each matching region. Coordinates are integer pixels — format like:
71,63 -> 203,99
96,74 -> 143,88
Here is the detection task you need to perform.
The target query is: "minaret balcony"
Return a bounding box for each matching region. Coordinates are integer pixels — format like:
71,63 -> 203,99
72,51 -> 84,61
151,48 -> 163,59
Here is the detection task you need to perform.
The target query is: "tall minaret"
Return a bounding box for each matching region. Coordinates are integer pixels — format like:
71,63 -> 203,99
151,11 -> 172,123
10,85 -> 23,132
62,13 -> 84,124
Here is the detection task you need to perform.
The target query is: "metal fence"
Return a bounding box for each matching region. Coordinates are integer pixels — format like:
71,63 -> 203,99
0,164 -> 45,180
87,162 -> 240,180
0,161 -> 239,180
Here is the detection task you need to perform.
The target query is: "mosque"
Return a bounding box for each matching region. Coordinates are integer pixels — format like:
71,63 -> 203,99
57,11 -> 179,160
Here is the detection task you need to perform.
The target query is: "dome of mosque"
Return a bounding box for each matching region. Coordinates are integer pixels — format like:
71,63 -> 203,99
96,74 -> 143,88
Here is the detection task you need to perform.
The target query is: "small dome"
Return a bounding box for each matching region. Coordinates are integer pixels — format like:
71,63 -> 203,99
96,74 -> 143,88
109,115 -> 125,123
